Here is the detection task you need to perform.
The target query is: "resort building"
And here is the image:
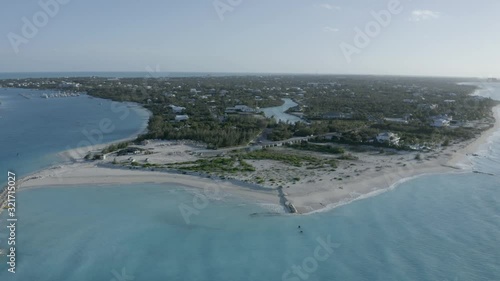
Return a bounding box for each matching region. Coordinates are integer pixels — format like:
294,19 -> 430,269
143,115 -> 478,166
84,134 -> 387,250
323,112 -> 353,120
431,115 -> 452,127
59,82 -> 81,88
169,105 -> 186,113
384,117 -> 409,124
225,105 -> 256,114
376,132 -> 400,146
175,115 -> 189,122
432,118 -> 451,127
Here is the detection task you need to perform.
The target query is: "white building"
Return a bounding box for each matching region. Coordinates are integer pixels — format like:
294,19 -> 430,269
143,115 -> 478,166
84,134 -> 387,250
376,132 -> 400,146
175,115 -> 189,122
234,105 -> 254,112
225,105 -> 255,114
431,115 -> 452,127
418,104 -> 438,110
169,105 -> 186,113
59,82 -> 80,88
432,119 -> 450,127
384,118 -> 409,124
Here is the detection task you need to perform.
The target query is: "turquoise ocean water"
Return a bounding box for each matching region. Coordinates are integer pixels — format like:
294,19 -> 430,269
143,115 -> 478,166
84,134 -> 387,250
0,83 -> 499,281
0,88 -> 150,185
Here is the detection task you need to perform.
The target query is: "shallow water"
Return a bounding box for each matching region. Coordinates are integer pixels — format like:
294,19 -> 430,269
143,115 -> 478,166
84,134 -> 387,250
261,98 -> 304,124
1,172 -> 499,281
0,88 -> 150,184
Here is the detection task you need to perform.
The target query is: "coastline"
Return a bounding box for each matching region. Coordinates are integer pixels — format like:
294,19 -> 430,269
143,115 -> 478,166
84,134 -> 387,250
0,99 -> 152,214
18,163 -> 281,208
58,102 -> 152,163
3,105 -> 499,215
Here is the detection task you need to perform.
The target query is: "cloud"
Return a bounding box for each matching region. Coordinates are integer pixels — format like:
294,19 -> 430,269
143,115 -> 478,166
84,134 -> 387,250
409,10 -> 441,21
323,26 -> 339,32
317,3 -> 341,10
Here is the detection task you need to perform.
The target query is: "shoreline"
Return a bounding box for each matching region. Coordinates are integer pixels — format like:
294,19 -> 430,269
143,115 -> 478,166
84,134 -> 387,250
2,104 -> 499,215
0,97 -> 152,213
58,101 -> 152,163
17,163 -> 281,208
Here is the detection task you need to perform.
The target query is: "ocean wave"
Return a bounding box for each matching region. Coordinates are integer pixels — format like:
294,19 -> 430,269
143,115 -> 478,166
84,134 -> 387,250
303,175 -> 418,215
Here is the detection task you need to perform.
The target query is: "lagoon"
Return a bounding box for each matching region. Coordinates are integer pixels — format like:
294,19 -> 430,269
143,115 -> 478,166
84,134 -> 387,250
261,98 -> 304,124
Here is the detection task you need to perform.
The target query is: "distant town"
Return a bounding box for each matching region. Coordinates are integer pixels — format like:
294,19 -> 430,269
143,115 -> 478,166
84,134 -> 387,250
1,75 -> 497,149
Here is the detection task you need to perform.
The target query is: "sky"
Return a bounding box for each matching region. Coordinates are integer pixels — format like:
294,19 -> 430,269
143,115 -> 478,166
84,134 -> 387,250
0,0 -> 499,77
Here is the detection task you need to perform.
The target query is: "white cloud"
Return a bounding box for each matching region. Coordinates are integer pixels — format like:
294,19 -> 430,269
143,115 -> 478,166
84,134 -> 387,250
323,26 -> 339,32
409,10 -> 441,21
317,4 -> 341,10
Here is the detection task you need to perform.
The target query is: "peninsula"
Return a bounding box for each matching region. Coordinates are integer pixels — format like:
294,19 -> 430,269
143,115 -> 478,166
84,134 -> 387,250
1,75 -> 499,214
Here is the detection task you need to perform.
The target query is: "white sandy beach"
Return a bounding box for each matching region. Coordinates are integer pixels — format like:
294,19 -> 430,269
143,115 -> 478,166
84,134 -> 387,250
4,105 -> 500,215
19,163 -> 280,205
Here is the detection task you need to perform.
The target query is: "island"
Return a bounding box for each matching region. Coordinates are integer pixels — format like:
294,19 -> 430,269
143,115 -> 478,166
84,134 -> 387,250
1,75 -> 499,214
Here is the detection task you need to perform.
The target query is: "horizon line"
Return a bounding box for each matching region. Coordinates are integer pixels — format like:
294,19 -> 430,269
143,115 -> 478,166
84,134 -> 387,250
0,71 -> 486,80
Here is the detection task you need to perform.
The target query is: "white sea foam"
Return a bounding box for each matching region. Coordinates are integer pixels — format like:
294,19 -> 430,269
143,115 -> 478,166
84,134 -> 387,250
303,174 -> 421,215
255,203 -> 286,214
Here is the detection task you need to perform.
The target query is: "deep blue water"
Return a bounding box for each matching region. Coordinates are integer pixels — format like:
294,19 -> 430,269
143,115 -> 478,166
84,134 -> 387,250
0,84 -> 499,281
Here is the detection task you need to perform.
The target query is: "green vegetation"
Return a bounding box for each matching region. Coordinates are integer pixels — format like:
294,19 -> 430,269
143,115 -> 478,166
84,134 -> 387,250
144,115 -> 267,149
243,149 -> 314,167
267,122 -> 294,141
287,142 -> 345,154
302,76 -> 489,121
241,149 -> 337,168
102,141 -> 130,154
2,75 -> 497,150
442,138 -> 450,146
166,156 -> 255,174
